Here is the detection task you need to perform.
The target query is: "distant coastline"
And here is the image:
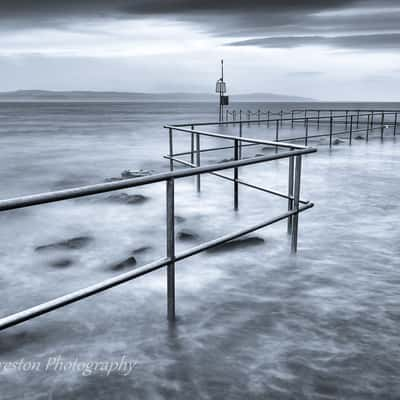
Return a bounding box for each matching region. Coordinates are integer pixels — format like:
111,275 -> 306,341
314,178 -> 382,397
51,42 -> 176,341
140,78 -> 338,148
0,90 -> 314,103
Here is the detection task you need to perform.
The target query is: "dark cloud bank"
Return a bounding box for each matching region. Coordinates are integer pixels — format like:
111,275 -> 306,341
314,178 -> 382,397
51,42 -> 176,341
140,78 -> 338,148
1,0 -> 399,51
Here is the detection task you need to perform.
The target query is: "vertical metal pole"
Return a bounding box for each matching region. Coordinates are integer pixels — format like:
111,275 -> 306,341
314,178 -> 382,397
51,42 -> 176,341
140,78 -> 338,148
317,110 -> 320,129
275,120 -> 279,153
305,118 -> 309,146
258,109 -> 261,124
371,111 -> 374,131
240,110 -> 242,121
304,110 -> 307,126
166,178 -> 175,321
287,153 -> 294,234
190,125 -> 195,166
291,155 -> 302,254
291,111 -> 294,128
349,115 -> 353,145
196,133 -> 201,192
366,114 -> 370,142
356,110 -> 360,128
380,112 -> 385,140
345,110 -> 348,129
169,128 -> 174,171
234,139 -> 239,211
394,112 -> 398,136
267,111 -> 270,127
226,109 -> 228,121
329,116 -> 333,147
280,110 -> 283,127
239,121 -> 243,159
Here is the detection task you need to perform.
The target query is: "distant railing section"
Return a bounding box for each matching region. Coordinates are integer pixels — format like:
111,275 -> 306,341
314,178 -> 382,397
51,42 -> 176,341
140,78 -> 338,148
209,108 -> 400,146
0,123 -> 316,332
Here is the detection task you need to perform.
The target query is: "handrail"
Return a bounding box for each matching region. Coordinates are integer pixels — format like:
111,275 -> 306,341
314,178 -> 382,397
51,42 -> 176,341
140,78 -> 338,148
164,125 -> 308,150
0,148 -> 314,212
0,119 -> 317,332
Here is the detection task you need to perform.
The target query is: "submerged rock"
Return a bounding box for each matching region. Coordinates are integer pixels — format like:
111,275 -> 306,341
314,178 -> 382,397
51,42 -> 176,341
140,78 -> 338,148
174,216 -> 186,224
110,257 -> 137,271
35,236 -> 93,252
132,246 -> 152,255
177,230 -> 199,241
333,138 -> 345,145
355,135 -> 364,140
49,258 -> 74,268
105,169 -> 153,182
206,236 -> 265,254
105,193 -> 149,205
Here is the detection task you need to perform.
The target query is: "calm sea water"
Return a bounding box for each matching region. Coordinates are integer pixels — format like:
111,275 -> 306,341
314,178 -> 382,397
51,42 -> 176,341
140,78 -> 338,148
0,101 -> 400,399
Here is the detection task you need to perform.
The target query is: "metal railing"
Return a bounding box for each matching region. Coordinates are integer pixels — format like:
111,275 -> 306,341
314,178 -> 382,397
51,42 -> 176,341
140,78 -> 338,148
182,109 -> 399,146
0,130 -> 316,331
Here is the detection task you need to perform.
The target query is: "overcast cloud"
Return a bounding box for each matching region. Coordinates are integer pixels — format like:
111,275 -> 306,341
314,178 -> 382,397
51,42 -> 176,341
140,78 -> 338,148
0,0 -> 399,100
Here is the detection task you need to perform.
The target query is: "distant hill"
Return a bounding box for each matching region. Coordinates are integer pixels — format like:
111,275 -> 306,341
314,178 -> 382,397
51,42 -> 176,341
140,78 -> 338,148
0,90 -> 314,102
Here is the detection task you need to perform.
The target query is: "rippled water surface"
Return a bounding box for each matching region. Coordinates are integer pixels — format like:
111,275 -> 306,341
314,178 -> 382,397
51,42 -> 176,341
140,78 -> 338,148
0,101 -> 399,399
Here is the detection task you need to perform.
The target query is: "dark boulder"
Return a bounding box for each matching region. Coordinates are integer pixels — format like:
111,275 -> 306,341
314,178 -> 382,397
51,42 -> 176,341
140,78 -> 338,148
106,193 -> 149,205
206,236 -> 265,254
177,230 -> 199,241
132,246 -> 152,255
35,236 -> 93,252
355,135 -> 364,140
110,257 -> 137,271
333,138 -> 345,145
49,258 -> 74,268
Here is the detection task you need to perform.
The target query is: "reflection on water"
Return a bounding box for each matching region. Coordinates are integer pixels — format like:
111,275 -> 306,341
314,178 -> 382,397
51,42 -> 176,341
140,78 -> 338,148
0,102 -> 399,399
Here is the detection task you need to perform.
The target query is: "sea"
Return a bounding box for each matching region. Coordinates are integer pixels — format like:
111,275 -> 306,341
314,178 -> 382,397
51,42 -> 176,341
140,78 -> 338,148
0,101 -> 399,399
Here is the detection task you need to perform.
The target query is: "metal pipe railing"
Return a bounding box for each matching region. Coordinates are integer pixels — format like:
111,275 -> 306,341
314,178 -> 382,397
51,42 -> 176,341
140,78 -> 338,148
0,142 -> 316,331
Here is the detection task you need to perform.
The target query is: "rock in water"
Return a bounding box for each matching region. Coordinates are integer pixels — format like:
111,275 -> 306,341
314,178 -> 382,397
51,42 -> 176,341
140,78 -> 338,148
333,138 -> 345,145
355,135 -> 364,140
105,169 -> 153,182
177,230 -> 199,241
206,237 -> 265,254
110,257 -> 137,271
35,236 -> 93,252
49,259 -> 74,268
105,193 -> 149,205
174,216 -> 186,224
132,246 -> 152,255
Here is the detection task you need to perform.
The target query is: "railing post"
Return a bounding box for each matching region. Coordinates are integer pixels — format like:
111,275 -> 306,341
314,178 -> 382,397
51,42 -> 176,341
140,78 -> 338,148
240,109 -> 242,121
280,110 -> 283,127
305,118 -> 309,146
258,109 -> 261,124
356,110 -> 360,128
191,125 -> 195,166
371,111 -> 374,131
366,114 -> 370,142
234,139 -> 239,211
287,153 -> 294,234
291,155 -> 302,253
291,111 -> 294,128
304,110 -> 307,126
196,133 -> 201,192
394,112 -> 398,136
275,120 -> 279,152
329,116 -> 333,147
380,112 -> 385,140
169,128 -> 174,171
239,121 -> 243,159
226,109 -> 228,121
166,178 -> 175,321
317,110 -> 320,129
345,110 -> 348,129
349,115 -> 353,145
267,110 -> 270,127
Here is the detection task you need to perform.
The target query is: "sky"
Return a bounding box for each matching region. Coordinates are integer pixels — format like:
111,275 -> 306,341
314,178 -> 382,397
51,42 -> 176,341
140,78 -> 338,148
1,0 -> 400,100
